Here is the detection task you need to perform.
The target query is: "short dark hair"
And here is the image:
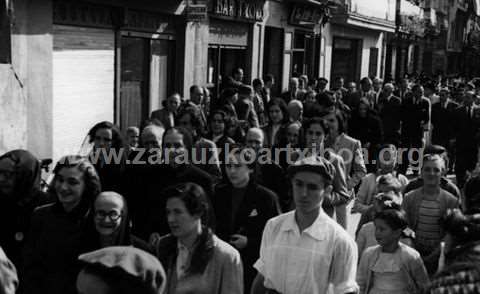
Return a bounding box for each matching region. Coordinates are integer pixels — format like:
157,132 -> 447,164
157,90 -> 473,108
266,98 -> 289,124
190,85 -> 202,94
163,182 -> 209,223
88,121 -> 125,150
374,209 -> 408,231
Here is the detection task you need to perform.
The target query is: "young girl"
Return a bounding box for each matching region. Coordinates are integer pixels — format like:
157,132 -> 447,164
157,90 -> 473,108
357,209 -> 429,294
356,192 -> 414,257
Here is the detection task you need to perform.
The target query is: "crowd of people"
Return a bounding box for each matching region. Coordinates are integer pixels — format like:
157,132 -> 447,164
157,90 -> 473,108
1,70 -> 480,293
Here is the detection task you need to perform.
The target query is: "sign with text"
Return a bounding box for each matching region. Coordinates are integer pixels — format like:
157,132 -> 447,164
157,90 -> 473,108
210,0 -> 266,22
187,4 -> 208,22
290,5 -> 325,27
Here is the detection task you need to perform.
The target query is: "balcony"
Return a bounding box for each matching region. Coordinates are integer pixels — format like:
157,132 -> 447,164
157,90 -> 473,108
397,0 -> 425,38
330,0 -> 396,32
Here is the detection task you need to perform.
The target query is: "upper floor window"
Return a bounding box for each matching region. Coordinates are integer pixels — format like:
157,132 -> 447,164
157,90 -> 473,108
0,0 -> 11,64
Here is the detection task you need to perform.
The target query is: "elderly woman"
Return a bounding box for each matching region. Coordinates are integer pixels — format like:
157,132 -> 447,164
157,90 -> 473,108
152,182 -> 244,294
23,155 -> 101,294
0,150 -> 51,268
83,191 -> 152,253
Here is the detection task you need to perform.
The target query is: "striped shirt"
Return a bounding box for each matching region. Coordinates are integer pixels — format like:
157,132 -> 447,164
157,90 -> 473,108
416,199 -> 442,251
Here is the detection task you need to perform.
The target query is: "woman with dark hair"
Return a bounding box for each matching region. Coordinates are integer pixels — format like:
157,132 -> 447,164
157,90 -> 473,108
323,109 -> 367,229
206,109 -> 235,166
23,155 -> 101,294
262,98 -> 289,148
349,98 -> 383,173
300,117 -> 350,222
152,182 -> 244,294
83,191 -> 152,253
86,121 -> 126,192
425,209 -> 480,293
213,146 -> 280,290
0,150 -> 52,269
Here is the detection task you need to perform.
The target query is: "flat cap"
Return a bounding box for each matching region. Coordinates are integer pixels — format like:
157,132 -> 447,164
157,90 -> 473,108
79,246 -> 166,294
287,155 -> 335,182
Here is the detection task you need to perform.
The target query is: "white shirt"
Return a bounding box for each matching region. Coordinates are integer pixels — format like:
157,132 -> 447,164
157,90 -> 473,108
254,210 -> 358,294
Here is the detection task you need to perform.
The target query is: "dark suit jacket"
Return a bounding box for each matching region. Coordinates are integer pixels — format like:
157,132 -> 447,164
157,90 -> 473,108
343,91 -> 362,111
150,108 -> 174,129
213,180 -> 280,279
453,105 -> 480,154
431,100 -> 458,147
401,96 -> 431,144
378,95 -> 402,145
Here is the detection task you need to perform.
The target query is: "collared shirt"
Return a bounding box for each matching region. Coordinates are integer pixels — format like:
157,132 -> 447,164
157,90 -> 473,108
176,241 -> 192,279
254,210 -> 358,294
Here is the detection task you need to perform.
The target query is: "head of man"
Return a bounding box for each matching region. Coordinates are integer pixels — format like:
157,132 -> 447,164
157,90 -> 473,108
373,78 -> 383,92
189,85 -> 204,106
288,77 -> 299,93
166,93 -> 181,113
317,78 -> 328,91
383,83 -> 394,97
360,77 -> 372,92
412,84 -> 424,100
287,156 -> 334,215
126,127 -> 140,149
439,87 -> 450,103
233,68 -> 244,82
287,100 -> 303,122
333,77 -> 344,90
238,85 -> 255,101
347,82 -> 357,93
264,74 -> 275,89
421,154 -> 445,188
141,125 -> 165,153
245,128 -> 265,154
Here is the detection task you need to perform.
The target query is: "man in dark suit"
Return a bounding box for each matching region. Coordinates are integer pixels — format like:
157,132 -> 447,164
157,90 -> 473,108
343,82 -> 361,111
431,87 -> 458,171
377,83 -> 402,146
399,84 -> 431,175
359,77 -> 378,110
453,91 -> 480,187
150,93 -> 181,129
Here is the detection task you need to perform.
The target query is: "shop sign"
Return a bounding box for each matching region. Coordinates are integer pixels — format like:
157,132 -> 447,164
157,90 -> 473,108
290,5 -> 325,27
53,0 -> 122,28
125,10 -> 175,33
186,4 -> 208,22
210,0 -> 266,22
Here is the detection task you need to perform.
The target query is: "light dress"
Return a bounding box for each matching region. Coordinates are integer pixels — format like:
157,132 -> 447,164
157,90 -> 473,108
368,251 -> 409,294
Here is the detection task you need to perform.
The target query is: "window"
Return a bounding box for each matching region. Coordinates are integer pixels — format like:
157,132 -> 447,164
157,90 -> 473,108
368,47 -> 379,78
0,0 -> 11,63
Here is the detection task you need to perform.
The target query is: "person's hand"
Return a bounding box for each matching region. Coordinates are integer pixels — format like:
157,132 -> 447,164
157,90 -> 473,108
229,234 -> 248,250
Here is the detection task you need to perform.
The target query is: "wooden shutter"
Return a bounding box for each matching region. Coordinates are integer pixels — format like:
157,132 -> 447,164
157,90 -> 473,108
53,25 -> 115,161
369,47 -> 379,78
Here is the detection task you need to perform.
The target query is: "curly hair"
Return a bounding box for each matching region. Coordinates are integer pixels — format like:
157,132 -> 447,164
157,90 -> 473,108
87,121 -> 125,151
50,155 -> 101,204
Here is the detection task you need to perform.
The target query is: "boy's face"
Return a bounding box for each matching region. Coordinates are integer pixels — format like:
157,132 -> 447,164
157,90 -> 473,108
291,171 -> 331,214
225,153 -> 252,188
374,218 -> 401,247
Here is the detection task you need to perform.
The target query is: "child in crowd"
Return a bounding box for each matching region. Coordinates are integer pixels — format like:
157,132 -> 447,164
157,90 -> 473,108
356,192 -> 414,257
357,209 -> 429,294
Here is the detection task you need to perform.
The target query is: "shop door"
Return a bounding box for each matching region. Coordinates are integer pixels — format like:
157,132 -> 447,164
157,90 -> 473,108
207,46 -> 247,102
291,32 -> 316,77
331,38 -> 361,83
53,25 -> 115,162
119,36 -> 175,131
263,27 -> 283,97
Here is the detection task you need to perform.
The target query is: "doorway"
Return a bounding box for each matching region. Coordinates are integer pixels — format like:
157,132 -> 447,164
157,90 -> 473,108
331,37 -> 361,83
263,26 -> 283,96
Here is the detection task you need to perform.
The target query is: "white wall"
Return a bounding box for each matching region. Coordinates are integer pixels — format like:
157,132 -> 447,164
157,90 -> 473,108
350,0 -> 396,21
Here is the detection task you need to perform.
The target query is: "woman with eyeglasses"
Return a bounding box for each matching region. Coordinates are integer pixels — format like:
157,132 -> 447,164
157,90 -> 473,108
83,191 -> 152,253
23,155 -> 101,294
152,182 -> 243,294
402,154 -> 459,275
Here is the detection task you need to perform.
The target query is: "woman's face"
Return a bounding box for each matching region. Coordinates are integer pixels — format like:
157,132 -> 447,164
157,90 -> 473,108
0,158 -> 16,197
94,193 -> 124,237
163,131 -> 186,165
323,113 -> 339,133
55,166 -> 86,211
93,128 -> 113,150
374,218 -> 400,247
166,197 -> 200,239
210,113 -> 225,135
305,123 -> 325,149
269,105 -> 283,124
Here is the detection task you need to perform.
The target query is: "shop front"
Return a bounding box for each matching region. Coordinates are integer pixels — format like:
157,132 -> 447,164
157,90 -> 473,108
52,0 -> 179,160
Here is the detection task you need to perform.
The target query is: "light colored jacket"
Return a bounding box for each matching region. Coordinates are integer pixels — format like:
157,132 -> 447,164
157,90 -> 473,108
357,243 -> 429,294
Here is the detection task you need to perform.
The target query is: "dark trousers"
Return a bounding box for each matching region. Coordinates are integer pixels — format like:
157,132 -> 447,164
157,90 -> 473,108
398,139 -> 423,175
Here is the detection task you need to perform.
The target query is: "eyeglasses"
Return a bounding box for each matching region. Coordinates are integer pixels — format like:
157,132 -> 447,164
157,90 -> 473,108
94,210 -> 122,221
